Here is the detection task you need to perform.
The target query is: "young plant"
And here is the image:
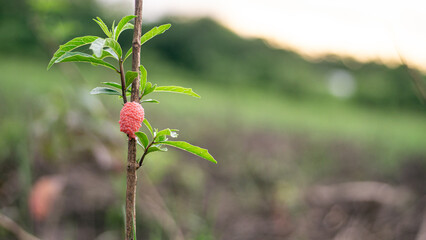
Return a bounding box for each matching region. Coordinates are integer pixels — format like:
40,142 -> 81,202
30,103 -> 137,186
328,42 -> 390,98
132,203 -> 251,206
47,13 -> 216,239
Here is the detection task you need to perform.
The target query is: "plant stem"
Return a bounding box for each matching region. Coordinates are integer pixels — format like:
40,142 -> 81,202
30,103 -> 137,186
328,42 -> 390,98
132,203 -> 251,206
126,139 -> 137,240
137,141 -> 156,169
125,0 -> 143,239
0,213 -> 40,240
119,60 -> 128,103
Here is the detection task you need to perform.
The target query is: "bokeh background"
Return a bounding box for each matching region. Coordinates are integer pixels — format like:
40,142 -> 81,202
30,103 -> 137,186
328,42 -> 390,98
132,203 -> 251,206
1,0 -> 426,239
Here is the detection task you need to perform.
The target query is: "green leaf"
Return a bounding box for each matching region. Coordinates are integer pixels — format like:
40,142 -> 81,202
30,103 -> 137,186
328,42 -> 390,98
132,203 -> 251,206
142,82 -> 151,96
141,99 -> 159,104
136,138 -> 144,148
54,52 -> 118,71
154,86 -> 200,98
125,71 -> 138,89
104,48 -> 119,59
121,23 -> 134,34
141,24 -> 171,45
97,49 -> 112,59
158,135 -> 168,142
142,82 -> 157,97
90,87 -> 121,96
140,65 -> 147,91
155,128 -> 178,139
143,119 -> 153,137
104,38 -> 122,59
47,36 -> 99,70
147,144 -> 168,154
124,24 -> 171,60
155,129 -> 170,138
114,15 -> 136,40
93,17 -> 111,37
102,82 -> 121,89
135,132 -> 149,148
89,38 -> 106,58
111,20 -> 116,38
160,141 -> 217,164
94,48 -> 118,60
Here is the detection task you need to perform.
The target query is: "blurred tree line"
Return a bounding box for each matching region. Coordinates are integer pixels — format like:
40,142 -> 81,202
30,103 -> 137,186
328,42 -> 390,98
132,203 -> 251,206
0,0 -> 102,53
144,18 -> 425,111
1,0 -> 424,111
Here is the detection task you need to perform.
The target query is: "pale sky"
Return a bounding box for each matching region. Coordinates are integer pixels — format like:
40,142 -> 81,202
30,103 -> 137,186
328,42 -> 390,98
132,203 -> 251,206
101,0 -> 426,70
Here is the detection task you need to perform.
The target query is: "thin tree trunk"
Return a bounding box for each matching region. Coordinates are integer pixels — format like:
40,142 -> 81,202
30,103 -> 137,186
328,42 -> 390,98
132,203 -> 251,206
126,0 -> 143,239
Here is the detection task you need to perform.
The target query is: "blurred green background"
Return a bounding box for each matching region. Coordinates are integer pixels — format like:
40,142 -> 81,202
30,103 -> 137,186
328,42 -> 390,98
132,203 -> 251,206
1,0 -> 426,239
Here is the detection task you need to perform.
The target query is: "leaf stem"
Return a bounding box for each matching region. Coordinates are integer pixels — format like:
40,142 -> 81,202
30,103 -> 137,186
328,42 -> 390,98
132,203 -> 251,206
119,60 -> 128,103
137,141 -> 156,169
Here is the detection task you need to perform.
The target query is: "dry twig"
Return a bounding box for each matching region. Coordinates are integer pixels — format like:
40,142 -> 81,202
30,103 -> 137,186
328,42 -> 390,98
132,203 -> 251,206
0,212 -> 40,240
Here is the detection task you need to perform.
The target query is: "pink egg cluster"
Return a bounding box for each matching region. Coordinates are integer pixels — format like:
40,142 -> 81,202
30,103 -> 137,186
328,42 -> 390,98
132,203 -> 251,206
119,101 -> 144,139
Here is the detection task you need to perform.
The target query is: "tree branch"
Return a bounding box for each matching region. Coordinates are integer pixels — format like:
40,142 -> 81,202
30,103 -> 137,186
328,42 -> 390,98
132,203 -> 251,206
0,213 -> 40,240
137,141 -> 156,170
126,0 -> 143,239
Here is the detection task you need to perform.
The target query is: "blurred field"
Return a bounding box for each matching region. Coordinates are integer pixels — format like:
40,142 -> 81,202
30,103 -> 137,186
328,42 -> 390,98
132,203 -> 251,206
2,54 -> 425,166
1,51 -> 426,239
